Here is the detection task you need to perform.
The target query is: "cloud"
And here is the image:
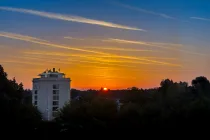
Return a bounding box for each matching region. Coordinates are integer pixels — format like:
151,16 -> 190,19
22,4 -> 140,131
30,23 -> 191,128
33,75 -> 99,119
1,60 -> 48,66
83,46 -> 161,52
64,37 -> 86,41
7,55 -> 72,65
113,2 -> 175,19
149,42 -> 183,47
0,31 -> 49,42
105,38 -> 206,56
0,6 -> 146,31
64,36 -> 102,41
23,51 -> 151,67
0,31 -> 181,67
104,38 -> 181,50
0,32 -> 109,55
64,36 -> 183,48
64,36 -> 185,50
24,50 -> 180,67
190,17 -> 210,21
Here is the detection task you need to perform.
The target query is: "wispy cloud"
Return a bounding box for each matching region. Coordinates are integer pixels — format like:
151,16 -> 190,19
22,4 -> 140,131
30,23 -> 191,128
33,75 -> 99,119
149,42 -> 183,47
0,31 -> 49,42
0,32 -> 109,55
0,31 -> 181,67
64,37 -> 85,41
1,60 -> 48,66
83,46 -> 160,52
64,36 -> 102,41
190,17 -> 210,21
0,6 -> 145,31
42,50 -> 175,62
23,51 -> 152,66
7,55 -> 72,65
82,56 -> 175,65
105,38 -> 206,56
24,50 -> 180,67
104,38 -> 181,49
113,2 -> 175,19
64,36 -> 183,48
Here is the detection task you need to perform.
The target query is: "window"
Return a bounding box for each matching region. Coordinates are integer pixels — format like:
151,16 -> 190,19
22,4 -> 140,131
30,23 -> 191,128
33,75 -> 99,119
53,90 -> 59,95
34,90 -> 38,94
53,89 -> 59,100
34,95 -> 37,100
53,84 -> 59,89
53,95 -> 59,100
52,107 -> 58,111
34,101 -> 37,105
53,101 -> 59,106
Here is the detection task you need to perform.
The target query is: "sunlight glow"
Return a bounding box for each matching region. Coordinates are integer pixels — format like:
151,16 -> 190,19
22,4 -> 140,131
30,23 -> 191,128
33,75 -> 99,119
103,87 -> 108,91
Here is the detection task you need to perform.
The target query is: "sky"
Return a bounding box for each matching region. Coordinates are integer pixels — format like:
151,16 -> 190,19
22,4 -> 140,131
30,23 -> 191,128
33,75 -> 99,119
1,0 -> 210,90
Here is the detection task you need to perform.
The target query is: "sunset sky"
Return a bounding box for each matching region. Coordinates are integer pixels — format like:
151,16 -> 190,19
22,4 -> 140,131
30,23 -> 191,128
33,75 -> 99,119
1,0 -> 210,90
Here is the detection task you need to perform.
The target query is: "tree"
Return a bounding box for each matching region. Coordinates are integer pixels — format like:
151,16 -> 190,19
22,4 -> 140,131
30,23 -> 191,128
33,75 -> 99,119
0,64 -> 42,131
192,76 -> 210,97
56,96 -> 117,129
192,76 -> 210,89
160,79 -> 174,90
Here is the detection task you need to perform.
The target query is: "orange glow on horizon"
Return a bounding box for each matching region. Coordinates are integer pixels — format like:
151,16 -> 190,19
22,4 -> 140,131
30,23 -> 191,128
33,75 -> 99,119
103,87 -> 108,91
1,31 -> 207,90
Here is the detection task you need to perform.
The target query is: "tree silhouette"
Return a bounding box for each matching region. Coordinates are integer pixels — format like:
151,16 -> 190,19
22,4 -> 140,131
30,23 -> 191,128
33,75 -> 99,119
192,76 -> 210,88
192,76 -> 210,97
0,64 -> 42,132
3,64 -> 210,130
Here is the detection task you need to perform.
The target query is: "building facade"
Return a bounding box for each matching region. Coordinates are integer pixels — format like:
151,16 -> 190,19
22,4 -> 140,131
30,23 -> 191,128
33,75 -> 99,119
32,68 -> 71,121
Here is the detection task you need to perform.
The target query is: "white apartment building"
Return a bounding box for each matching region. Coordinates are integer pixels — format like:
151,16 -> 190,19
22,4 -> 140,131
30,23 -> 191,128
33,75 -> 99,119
32,68 -> 71,121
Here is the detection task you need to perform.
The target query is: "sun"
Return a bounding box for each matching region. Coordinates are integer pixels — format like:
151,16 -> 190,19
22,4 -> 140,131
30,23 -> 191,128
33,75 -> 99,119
103,87 -> 108,91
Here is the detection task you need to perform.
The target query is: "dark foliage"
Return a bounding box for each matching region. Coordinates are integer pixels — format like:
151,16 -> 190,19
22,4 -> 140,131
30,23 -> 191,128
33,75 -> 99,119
56,77 -> 210,130
1,64 -> 210,132
0,65 -> 42,132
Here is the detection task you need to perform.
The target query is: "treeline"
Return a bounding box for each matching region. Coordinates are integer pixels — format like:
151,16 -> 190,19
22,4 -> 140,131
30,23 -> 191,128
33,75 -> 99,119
58,78 -> 210,129
1,64 -> 210,132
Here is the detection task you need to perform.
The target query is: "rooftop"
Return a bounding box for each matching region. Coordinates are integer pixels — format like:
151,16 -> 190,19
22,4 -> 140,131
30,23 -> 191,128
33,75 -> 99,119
38,68 -> 65,78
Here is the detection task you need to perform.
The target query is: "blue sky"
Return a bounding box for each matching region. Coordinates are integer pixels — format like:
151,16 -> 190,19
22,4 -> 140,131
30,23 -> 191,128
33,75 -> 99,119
1,0 -> 210,44
1,0 -> 210,89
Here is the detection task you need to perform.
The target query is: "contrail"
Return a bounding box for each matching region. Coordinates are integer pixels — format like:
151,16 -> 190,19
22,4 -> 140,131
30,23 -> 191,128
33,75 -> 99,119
0,32 -> 109,55
7,56 -> 72,65
64,37 -> 86,41
0,31 -> 181,67
0,31 -> 49,42
83,46 -> 161,52
0,6 -> 146,31
64,36 -> 184,48
1,60 -> 48,66
190,17 -> 210,21
23,51 -> 178,66
22,52 -> 148,67
112,2 -> 175,19
105,38 -> 206,56
105,38 -> 180,50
